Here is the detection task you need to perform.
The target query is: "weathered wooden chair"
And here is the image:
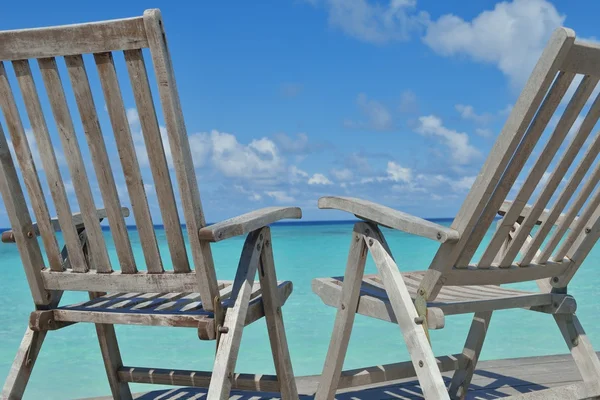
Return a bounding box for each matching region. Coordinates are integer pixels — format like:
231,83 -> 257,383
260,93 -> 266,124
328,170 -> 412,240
312,27 -> 600,400
0,9 -> 300,400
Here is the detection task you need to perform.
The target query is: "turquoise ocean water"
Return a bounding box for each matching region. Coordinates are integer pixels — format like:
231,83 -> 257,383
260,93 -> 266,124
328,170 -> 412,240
1,220 -> 600,399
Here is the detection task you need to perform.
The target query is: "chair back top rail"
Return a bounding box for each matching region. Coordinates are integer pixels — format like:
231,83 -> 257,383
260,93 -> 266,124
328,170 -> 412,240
419,29 -> 600,299
0,10 -> 218,308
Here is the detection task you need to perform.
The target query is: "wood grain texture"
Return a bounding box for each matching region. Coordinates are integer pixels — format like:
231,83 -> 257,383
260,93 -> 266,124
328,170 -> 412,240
0,62 -> 62,271
207,229 -> 265,399
124,48 -> 190,274
256,228 -> 298,400
143,9 -> 220,308
0,123 -> 50,305
497,201 -> 578,228
38,57 -> 111,273
199,207 -> 301,242
318,196 -> 459,243
12,59 -> 88,274
0,16 -> 147,60
94,51 -> 163,273
314,224 -> 368,400
65,54 -> 136,274
420,27 -> 575,300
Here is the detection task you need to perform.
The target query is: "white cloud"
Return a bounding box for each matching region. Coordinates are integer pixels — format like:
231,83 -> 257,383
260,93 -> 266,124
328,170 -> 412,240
386,161 -> 412,183
345,93 -> 393,131
331,168 -> 353,181
210,131 -> 284,180
266,191 -> 295,203
308,173 -> 333,185
321,0 -> 428,44
423,0 -> 565,88
416,115 -> 482,165
455,104 -> 493,125
273,133 -> 310,154
398,90 -> 418,114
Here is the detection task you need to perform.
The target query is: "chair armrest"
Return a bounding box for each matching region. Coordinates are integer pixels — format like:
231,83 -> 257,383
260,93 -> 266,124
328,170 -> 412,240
1,207 -> 129,243
198,206 -> 302,242
318,196 -> 459,243
498,201 -> 577,227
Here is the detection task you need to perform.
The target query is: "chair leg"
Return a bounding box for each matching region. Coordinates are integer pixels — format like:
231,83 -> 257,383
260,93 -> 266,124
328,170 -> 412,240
2,327 -> 47,400
363,224 -> 450,400
89,293 -> 132,400
258,228 -> 299,400
555,313 -> 600,383
448,311 -> 493,400
314,228 -> 368,400
208,229 -> 264,400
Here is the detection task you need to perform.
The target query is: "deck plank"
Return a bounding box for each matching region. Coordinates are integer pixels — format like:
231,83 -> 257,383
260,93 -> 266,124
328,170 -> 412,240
79,352 -> 598,399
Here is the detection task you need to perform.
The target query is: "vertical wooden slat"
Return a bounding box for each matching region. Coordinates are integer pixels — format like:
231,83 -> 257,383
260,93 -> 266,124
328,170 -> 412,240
144,9 -> 219,308
12,59 -> 88,273
123,48 -> 189,273
519,112 -> 600,266
37,57 -> 111,273
64,54 -> 136,274
478,75 -> 596,268
418,28 -> 575,300
555,186 -> 600,261
94,51 -> 163,273
0,122 -> 50,304
458,71 -> 575,268
0,62 -> 62,271
532,148 -> 600,265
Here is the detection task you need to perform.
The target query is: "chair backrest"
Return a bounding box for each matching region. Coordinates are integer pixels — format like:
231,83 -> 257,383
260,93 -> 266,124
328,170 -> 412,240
0,9 -> 219,309
421,28 -> 600,297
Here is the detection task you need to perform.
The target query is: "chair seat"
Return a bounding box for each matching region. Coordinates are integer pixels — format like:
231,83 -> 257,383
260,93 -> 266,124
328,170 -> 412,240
313,271 -> 554,320
51,280 -> 293,331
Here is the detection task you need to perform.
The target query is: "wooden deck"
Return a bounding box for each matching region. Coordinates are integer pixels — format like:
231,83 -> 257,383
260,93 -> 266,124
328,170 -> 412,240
81,352 -> 600,399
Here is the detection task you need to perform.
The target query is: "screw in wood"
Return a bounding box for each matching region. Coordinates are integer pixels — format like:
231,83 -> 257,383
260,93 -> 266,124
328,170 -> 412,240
418,360 -> 424,367
585,228 -> 591,234
368,239 -> 373,246
27,231 -> 34,238
436,232 -> 442,240
552,277 -> 559,283
341,303 -> 346,310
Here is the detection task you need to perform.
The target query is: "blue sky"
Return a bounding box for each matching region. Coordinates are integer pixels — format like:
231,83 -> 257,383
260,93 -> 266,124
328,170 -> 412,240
0,0 -> 599,226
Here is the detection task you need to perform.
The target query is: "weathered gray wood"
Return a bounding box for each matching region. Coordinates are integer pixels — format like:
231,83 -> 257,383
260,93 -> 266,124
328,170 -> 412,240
0,16 -> 147,60
444,260 -> 569,286
118,367 -> 281,392
497,201 -> 578,228
338,354 -> 466,390
12,59 -> 88,274
199,207 -> 301,242
362,223 -> 450,399
257,228 -> 298,400
0,62 -> 62,271
318,196 -> 460,243
510,93 -> 600,267
65,54 -> 136,274
312,275 -> 553,317
420,27 -> 575,300
207,229 -> 265,399
479,74 -> 596,268
123,48 -> 190,274
38,56 -> 112,273
1,328 -> 47,400
41,269 -> 197,293
459,70 -> 575,269
1,207 -> 129,243
562,40 -> 600,76
448,311 -> 492,400
86,294 -> 133,400
94,51 -> 163,274
53,308 -> 214,328
555,314 -> 600,384
143,9 -> 220,308
0,123 -> 50,305
314,224 -> 368,400
535,159 -> 600,265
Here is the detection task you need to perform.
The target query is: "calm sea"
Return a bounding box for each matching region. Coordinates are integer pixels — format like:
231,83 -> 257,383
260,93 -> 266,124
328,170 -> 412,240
1,220 -> 599,399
